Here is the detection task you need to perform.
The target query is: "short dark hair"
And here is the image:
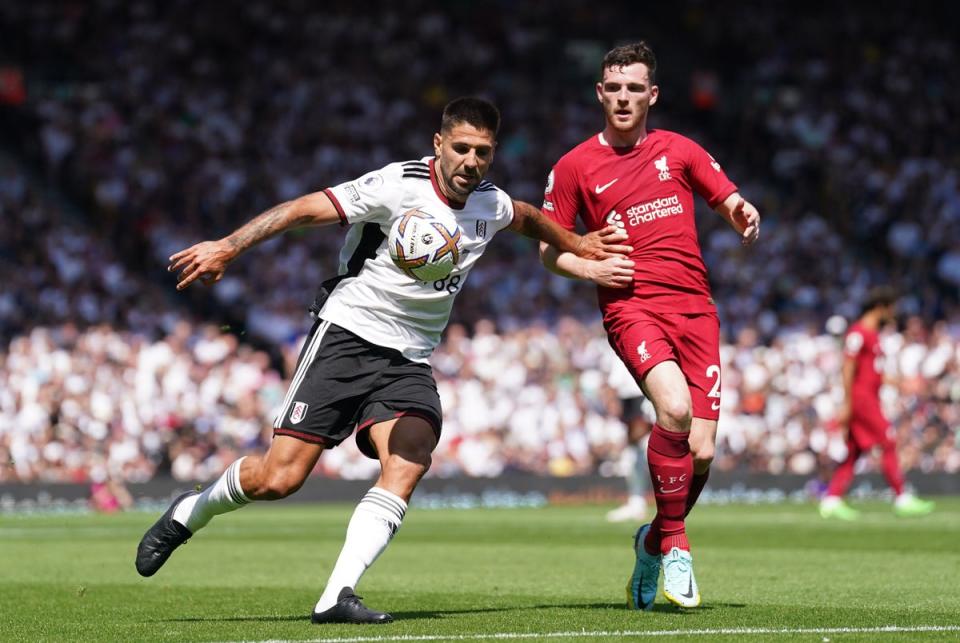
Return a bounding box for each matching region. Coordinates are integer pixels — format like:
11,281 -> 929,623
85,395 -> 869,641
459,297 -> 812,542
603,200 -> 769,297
861,286 -> 897,314
441,97 -> 500,136
600,41 -> 657,83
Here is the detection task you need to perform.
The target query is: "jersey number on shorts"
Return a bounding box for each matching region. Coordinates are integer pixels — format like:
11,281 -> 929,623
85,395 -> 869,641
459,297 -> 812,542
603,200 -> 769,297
706,364 -> 721,411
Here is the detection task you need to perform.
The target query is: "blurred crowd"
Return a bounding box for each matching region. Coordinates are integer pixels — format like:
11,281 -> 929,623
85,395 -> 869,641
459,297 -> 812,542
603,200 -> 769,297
0,2 -> 958,484
3,1 -> 957,343
3,313 -> 959,484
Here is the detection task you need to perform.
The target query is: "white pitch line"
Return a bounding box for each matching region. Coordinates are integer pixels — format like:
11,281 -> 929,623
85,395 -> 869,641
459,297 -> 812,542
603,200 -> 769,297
228,624 -> 960,643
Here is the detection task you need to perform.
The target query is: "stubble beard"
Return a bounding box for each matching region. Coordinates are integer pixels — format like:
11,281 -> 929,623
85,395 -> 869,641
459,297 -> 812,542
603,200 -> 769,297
441,163 -> 478,198
606,102 -> 646,133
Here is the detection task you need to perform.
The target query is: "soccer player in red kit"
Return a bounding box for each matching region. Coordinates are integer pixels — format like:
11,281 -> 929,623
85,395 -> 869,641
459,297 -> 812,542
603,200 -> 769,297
819,287 -> 935,520
539,42 -> 760,609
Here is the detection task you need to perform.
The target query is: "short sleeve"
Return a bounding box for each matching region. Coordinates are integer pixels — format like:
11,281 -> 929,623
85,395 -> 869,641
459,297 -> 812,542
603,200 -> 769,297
683,138 -> 738,209
496,188 -> 515,229
324,164 -> 404,226
541,160 -> 581,231
844,331 -> 864,358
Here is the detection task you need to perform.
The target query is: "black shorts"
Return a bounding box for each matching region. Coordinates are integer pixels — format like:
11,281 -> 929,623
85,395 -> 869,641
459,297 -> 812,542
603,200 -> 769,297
273,320 -> 442,459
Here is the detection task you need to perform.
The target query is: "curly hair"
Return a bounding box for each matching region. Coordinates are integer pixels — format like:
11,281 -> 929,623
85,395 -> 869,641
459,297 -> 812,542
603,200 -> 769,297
600,41 -> 657,83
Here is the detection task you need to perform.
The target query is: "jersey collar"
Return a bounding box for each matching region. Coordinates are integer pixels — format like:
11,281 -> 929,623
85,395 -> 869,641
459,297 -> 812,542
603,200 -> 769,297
429,158 -> 465,210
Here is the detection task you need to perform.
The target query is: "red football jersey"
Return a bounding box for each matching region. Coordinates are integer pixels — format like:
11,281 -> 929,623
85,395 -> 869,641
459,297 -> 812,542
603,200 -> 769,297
843,321 -> 884,409
542,129 -> 737,318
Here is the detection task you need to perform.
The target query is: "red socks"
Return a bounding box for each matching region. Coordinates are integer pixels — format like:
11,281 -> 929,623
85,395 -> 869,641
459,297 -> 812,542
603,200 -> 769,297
880,443 -> 905,496
826,440 -> 861,498
644,424 -> 693,555
827,439 -> 905,498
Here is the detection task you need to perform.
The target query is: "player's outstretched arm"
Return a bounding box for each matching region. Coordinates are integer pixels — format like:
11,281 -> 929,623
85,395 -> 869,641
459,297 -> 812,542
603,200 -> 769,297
168,191 -> 341,291
508,200 -> 631,260
539,240 -> 634,289
715,192 -> 760,245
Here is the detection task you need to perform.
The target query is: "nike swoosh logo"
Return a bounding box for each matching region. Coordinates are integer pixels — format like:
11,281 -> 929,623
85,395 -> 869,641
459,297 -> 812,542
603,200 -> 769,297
711,401 -> 720,411
681,577 -> 694,599
595,178 -> 618,193
659,486 -> 683,494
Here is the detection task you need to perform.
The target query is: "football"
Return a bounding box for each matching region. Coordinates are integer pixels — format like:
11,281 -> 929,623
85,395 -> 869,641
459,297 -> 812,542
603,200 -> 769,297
388,208 -> 463,281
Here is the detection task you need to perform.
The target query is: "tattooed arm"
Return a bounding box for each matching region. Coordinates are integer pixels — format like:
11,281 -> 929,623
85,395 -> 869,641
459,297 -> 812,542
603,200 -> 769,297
508,200 -> 583,254
167,191 -> 340,290
508,200 -> 631,260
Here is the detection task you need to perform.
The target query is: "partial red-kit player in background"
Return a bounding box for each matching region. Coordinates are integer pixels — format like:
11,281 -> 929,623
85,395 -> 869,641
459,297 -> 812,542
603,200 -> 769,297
819,287 -> 935,521
539,41 -> 760,609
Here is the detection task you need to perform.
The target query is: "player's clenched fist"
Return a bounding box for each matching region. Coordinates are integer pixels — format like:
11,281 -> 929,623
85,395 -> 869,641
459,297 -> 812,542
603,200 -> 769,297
577,225 -> 633,260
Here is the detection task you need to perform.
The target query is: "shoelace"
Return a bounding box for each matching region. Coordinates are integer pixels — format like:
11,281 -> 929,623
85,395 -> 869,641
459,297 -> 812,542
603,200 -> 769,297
665,556 -> 689,575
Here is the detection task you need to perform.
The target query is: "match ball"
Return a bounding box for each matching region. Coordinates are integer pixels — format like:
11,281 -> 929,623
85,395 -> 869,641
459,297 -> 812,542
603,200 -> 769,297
388,208 -> 462,282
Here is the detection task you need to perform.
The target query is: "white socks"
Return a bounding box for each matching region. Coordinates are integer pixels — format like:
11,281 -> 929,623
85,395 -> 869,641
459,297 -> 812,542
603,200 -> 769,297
314,487 -> 407,613
627,440 -> 649,498
172,457 -> 251,533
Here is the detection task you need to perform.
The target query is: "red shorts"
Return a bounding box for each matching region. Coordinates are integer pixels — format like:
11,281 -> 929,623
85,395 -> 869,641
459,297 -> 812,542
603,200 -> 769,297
848,406 -> 892,450
604,310 -> 722,420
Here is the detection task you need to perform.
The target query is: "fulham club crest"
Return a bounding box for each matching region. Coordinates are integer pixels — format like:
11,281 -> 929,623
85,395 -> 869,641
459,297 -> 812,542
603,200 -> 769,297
476,220 -> 487,238
290,401 -> 308,424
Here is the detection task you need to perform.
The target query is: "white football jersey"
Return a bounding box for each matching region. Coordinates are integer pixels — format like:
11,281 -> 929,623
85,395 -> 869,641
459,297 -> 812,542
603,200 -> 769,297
319,157 -> 515,363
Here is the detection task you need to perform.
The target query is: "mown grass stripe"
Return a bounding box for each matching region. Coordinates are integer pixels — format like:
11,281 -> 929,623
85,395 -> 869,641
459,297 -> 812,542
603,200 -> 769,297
233,624 -> 960,643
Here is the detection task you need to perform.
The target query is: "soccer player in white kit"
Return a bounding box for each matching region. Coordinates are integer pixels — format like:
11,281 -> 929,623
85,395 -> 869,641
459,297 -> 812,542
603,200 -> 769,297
135,97 -> 634,624
605,354 -> 653,523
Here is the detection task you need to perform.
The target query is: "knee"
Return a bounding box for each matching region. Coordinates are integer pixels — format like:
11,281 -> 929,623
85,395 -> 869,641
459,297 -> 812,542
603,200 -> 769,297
656,399 -> 692,431
383,451 -> 432,485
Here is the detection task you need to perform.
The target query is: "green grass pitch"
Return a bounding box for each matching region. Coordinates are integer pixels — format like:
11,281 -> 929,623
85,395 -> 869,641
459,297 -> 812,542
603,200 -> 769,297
2,499 -> 959,642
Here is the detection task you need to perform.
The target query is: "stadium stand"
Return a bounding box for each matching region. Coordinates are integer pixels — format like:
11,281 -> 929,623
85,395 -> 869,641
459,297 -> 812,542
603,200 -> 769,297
0,2 -> 957,483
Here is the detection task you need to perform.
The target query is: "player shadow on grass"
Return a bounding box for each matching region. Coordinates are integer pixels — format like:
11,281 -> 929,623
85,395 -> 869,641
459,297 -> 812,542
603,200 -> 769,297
159,607 -> 511,623
388,601 -> 748,619
163,615 -> 309,623
160,602 -> 747,623
646,601 -> 747,613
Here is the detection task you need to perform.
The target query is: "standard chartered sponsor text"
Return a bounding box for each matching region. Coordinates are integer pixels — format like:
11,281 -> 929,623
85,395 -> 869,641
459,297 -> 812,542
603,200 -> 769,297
622,194 -> 683,226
